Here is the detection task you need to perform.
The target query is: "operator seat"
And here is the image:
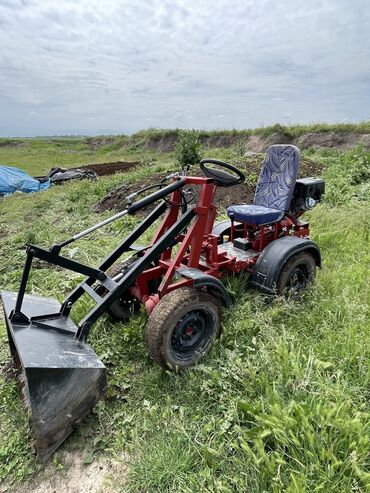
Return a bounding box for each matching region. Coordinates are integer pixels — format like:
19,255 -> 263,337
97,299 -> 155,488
227,144 -> 300,225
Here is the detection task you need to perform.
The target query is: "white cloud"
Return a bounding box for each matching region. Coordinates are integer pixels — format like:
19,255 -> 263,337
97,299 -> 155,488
0,0 -> 369,135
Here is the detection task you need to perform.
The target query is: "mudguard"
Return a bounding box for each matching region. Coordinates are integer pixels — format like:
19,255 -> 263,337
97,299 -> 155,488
177,267 -> 230,308
251,236 -> 321,294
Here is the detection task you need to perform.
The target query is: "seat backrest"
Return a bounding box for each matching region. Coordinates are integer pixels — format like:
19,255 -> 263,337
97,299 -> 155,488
254,144 -> 300,211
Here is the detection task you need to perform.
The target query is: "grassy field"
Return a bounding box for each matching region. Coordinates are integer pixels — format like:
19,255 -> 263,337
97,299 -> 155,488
0,135 -> 369,492
0,137 -> 169,176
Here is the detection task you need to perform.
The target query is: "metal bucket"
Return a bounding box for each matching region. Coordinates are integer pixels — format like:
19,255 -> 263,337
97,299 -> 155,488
1,290 -> 106,462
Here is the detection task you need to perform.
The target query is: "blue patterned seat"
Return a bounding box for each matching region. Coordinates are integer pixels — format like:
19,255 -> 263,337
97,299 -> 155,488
227,145 -> 300,225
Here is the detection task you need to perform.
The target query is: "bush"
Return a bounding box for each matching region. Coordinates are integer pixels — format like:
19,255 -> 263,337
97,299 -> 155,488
174,130 -> 202,170
322,147 -> 370,205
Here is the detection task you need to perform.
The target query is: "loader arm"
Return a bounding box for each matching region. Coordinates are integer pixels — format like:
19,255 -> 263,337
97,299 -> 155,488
1,176 -> 190,461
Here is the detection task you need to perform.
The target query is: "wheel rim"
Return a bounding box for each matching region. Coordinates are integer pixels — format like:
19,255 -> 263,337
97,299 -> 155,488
170,309 -> 214,361
286,263 -> 309,294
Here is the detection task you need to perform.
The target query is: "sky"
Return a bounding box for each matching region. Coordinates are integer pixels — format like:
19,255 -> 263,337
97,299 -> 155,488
0,0 -> 369,136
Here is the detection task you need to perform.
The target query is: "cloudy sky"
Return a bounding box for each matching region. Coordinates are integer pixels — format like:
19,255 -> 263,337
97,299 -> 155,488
0,0 -> 369,136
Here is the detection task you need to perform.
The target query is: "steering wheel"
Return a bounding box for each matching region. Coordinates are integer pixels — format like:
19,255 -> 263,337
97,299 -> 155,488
199,159 -> 245,187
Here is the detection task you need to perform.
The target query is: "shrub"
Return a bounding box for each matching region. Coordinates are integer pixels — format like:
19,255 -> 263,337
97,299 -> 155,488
174,130 -> 202,170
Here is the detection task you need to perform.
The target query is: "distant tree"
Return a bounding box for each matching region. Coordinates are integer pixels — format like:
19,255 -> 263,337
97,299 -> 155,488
175,130 -> 202,171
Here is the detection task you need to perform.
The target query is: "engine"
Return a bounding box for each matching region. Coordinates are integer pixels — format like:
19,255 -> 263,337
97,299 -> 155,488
289,177 -> 325,215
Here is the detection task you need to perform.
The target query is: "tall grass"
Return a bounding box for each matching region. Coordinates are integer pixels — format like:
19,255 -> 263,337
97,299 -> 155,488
319,147 -> 370,205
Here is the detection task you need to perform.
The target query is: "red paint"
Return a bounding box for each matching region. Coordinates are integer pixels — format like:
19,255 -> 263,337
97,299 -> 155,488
123,174 -> 311,305
143,294 -> 159,314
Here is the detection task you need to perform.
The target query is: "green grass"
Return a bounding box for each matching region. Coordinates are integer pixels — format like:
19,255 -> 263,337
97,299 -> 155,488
0,140 -> 369,491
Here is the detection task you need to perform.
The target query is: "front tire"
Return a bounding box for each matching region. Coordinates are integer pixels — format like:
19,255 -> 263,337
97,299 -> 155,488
145,288 -> 221,371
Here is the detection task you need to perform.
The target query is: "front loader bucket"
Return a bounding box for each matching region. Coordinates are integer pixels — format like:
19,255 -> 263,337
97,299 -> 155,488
1,290 -> 106,462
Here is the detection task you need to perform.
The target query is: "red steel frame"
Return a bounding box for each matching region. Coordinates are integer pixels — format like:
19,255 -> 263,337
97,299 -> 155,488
127,176 -> 311,314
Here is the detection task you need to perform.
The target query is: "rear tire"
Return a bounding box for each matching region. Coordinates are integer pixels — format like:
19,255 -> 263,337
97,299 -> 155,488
145,288 -> 221,371
276,252 -> 316,297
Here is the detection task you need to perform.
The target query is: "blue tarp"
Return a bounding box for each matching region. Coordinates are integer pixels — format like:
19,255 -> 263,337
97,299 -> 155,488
0,165 -> 50,196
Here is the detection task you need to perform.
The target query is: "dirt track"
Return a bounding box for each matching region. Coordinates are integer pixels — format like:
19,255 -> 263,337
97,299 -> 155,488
9,450 -> 128,493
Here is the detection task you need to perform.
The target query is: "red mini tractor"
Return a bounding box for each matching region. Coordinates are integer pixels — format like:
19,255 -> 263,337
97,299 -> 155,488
1,144 -> 325,460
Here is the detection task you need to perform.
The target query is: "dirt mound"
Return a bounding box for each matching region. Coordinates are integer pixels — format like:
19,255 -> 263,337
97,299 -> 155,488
143,133 -> 244,152
244,132 -> 291,153
84,136 -> 117,150
294,132 -> 370,150
199,134 -> 242,149
137,131 -> 370,154
71,161 -> 139,177
143,131 -> 178,152
93,169 -> 256,215
93,172 -> 172,213
93,155 -> 323,215
244,132 -> 370,153
139,131 -> 370,154
81,130 -> 370,155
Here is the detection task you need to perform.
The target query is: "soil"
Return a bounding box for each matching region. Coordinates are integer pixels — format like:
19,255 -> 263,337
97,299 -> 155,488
294,132 -> 370,151
92,170 -> 182,213
199,134 -> 244,149
7,450 -> 128,493
143,131 -> 178,152
70,161 -> 139,177
244,132 -> 291,153
93,154 -> 323,215
84,137 -> 117,151
83,131 -> 370,154
244,132 -> 370,153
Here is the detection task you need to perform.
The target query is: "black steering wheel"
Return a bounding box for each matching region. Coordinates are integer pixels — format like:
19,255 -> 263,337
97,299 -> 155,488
199,159 -> 245,187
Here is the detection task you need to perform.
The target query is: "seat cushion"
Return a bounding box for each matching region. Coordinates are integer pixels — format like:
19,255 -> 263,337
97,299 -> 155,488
227,204 -> 284,225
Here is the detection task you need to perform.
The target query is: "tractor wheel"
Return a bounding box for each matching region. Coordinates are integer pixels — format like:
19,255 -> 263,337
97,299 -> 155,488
276,251 -> 316,297
145,287 -> 221,371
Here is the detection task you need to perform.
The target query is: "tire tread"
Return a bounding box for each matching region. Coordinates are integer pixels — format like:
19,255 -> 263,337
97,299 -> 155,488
145,287 -> 221,370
